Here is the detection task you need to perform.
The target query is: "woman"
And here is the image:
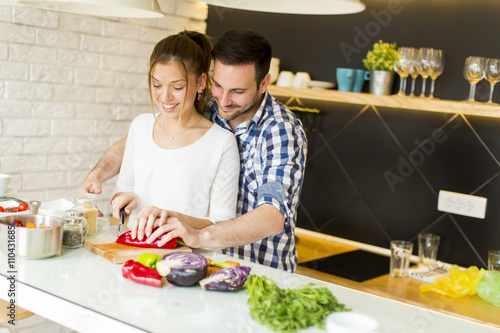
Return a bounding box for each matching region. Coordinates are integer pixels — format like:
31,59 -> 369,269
111,31 -> 239,227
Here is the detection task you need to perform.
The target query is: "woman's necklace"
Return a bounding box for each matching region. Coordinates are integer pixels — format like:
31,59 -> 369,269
162,116 -> 203,141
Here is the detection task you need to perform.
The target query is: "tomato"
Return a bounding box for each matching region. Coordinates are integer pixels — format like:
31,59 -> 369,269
26,222 -> 36,228
18,203 -> 29,212
14,220 -> 23,227
0,206 -> 4,212
39,225 -> 49,229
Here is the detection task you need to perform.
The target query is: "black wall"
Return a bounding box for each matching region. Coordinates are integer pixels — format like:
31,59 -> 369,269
207,0 -> 500,102
206,0 -> 500,268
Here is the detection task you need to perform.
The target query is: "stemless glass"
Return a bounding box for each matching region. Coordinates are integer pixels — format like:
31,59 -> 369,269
428,49 -> 444,99
394,47 -> 415,96
485,58 -> 500,104
463,56 -> 486,103
417,48 -> 433,98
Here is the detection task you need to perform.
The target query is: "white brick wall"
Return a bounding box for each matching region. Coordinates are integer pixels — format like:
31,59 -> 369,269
0,2 -> 208,216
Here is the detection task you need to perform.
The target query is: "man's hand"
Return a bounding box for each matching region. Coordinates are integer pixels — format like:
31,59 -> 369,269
111,192 -> 139,220
130,206 -> 170,241
146,217 -> 204,248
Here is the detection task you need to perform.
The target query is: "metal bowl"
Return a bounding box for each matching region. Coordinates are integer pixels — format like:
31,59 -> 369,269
0,214 -> 64,259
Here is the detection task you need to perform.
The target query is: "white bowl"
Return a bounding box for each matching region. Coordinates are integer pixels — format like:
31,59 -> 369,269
39,198 -> 73,218
326,312 -> 379,333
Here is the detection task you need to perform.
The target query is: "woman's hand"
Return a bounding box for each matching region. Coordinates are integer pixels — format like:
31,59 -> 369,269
111,192 -> 139,220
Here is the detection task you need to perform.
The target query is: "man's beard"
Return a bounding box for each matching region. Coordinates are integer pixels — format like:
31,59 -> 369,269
215,93 -> 262,122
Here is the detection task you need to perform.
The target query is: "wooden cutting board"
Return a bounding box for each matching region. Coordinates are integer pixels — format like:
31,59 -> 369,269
84,239 -> 192,264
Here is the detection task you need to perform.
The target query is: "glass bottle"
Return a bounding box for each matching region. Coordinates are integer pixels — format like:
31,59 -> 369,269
73,193 -> 98,236
63,209 -> 87,248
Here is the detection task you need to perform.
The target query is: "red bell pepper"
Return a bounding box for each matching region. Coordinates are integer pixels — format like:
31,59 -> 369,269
122,260 -> 163,288
116,228 -> 178,249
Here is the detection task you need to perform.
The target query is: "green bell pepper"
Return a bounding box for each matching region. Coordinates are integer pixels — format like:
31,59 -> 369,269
136,253 -> 163,269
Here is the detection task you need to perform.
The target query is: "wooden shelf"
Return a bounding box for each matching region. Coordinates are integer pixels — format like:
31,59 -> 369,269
268,85 -> 500,118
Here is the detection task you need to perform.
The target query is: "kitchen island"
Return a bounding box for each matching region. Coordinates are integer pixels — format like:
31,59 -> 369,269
1,220 -> 499,333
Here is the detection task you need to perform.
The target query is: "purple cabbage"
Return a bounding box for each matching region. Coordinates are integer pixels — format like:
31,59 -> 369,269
157,252 -> 208,286
199,266 -> 252,291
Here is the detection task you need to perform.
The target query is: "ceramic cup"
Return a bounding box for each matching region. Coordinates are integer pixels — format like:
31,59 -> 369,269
390,240 -> 413,278
336,68 -> 356,92
276,71 -> 295,87
269,57 -> 280,84
0,174 -> 11,194
353,69 -> 370,93
292,71 -> 311,88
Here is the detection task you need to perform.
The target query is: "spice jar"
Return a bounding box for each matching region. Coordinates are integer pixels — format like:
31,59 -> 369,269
73,193 -> 98,235
63,209 -> 88,248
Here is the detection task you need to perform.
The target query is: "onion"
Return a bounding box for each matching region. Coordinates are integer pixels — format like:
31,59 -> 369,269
199,266 -> 252,291
156,252 -> 208,286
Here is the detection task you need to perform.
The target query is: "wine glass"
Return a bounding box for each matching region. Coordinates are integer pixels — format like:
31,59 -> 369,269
463,56 -> 485,103
408,48 -> 419,97
485,58 -> 500,104
417,48 -> 433,98
394,47 -> 415,96
428,49 -> 444,99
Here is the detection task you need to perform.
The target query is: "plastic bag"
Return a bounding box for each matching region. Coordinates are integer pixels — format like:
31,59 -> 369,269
420,265 -> 486,298
476,270 -> 500,307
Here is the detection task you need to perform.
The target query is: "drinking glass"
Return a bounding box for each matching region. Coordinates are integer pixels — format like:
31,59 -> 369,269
485,58 -> 500,104
408,49 -> 419,97
428,49 -> 444,99
463,56 -> 485,103
418,233 -> 440,266
489,250 -> 500,271
390,240 -> 413,278
394,47 -> 415,96
417,48 -> 433,98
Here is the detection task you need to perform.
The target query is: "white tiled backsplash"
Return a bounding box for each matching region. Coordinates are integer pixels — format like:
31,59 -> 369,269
0,2 -> 208,216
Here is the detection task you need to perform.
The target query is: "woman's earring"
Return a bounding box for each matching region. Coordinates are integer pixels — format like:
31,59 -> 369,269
197,88 -> 204,101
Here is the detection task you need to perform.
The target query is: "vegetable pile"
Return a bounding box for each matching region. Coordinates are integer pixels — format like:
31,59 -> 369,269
245,274 -> 350,332
121,251 -> 251,291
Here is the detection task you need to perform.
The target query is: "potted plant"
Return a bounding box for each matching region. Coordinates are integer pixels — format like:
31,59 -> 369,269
363,40 -> 397,95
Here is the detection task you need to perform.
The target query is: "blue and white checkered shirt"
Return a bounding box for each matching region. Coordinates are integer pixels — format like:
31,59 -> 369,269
209,91 -> 307,272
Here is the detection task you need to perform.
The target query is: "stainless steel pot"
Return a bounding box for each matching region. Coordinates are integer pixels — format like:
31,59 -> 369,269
0,214 -> 64,259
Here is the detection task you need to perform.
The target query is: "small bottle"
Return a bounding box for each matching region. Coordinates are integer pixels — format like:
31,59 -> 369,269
63,209 -> 85,248
73,193 -> 98,235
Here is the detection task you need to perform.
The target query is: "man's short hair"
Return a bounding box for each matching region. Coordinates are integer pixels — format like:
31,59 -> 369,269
212,28 -> 272,87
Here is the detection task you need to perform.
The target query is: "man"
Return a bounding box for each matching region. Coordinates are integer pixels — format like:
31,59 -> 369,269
79,29 -> 307,272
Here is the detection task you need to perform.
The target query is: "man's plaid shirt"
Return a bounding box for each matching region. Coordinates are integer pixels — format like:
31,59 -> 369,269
210,92 -> 307,272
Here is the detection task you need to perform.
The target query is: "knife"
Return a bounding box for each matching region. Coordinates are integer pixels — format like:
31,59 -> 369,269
117,207 -> 129,237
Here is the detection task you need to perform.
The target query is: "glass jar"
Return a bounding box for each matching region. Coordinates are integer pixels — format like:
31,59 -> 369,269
73,193 -> 98,236
63,209 -> 88,248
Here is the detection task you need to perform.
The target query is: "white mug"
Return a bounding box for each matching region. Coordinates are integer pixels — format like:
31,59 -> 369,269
292,71 -> 311,88
276,71 -> 295,87
269,58 -> 280,84
0,174 -> 11,194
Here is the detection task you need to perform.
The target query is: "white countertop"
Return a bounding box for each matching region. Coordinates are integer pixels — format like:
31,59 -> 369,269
1,219 -> 498,333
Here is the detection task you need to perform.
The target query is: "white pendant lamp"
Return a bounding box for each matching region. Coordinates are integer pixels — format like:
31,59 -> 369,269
14,0 -> 164,18
201,0 -> 365,15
